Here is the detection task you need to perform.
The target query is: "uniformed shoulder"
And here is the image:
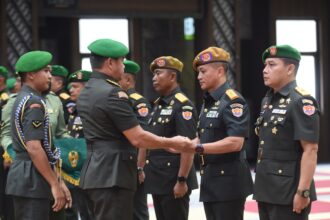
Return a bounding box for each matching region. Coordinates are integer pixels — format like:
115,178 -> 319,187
129,92 -> 143,100
174,92 -> 188,103
9,93 -> 18,98
59,92 -> 70,100
111,86 -> 129,99
48,91 -> 57,96
225,89 -> 239,100
1,92 -> 9,101
294,86 -> 310,97
105,79 -> 120,87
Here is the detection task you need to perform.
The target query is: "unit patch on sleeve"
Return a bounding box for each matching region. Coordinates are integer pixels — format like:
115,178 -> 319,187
302,105 -> 316,116
182,111 -> 192,120
138,107 -> 149,117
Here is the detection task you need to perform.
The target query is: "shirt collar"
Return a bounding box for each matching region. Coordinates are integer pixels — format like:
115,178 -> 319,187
205,82 -> 230,101
91,71 -> 117,82
21,84 -> 41,96
160,87 -> 181,104
266,80 -> 297,97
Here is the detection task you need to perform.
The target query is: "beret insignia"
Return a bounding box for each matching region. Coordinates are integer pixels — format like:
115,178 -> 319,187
200,52 -> 212,62
156,59 -> 166,67
269,46 -> 277,56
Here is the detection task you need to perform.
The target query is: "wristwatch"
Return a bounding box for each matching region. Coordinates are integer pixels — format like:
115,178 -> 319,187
177,176 -> 187,182
195,144 -> 204,154
296,189 -> 310,198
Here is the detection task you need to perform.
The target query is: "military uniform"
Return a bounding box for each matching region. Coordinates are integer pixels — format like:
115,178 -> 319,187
144,87 -> 198,220
77,71 -> 139,220
127,88 -> 151,220
198,82 -> 253,219
6,85 -> 56,219
254,80 -> 319,219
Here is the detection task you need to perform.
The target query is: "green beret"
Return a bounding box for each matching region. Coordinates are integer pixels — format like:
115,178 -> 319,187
124,60 -> 140,75
52,65 -> 69,78
88,39 -> 129,58
68,70 -> 92,83
150,56 -> 184,73
193,47 -> 230,71
16,51 -> 52,73
0,66 -> 8,78
6,78 -> 16,90
262,45 -> 301,63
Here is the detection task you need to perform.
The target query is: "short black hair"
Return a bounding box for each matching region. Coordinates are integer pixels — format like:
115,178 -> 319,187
281,58 -> 300,75
90,53 -> 108,69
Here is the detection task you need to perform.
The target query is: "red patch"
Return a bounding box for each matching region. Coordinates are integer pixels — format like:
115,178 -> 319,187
182,111 -> 192,120
29,103 -> 41,109
138,107 -> 149,117
269,47 -> 277,56
156,59 -> 166,67
199,52 -> 212,62
232,108 -> 243,117
303,105 -> 315,116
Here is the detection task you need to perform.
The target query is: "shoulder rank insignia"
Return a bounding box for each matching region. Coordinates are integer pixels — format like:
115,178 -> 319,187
59,92 -> 70,100
295,86 -> 310,96
1,93 -> 9,101
175,93 -> 188,103
106,79 -> 120,87
129,93 -> 143,100
32,120 -> 42,128
226,89 -> 239,100
118,91 -> 128,99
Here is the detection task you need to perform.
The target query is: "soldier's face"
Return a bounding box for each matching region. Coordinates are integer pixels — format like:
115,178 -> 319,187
118,73 -> 130,91
152,69 -> 174,95
33,65 -> 52,92
69,82 -> 85,101
263,58 -> 291,89
197,63 -> 222,92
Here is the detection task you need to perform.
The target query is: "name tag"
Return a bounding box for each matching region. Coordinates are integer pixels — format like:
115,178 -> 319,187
160,109 -> 173,115
206,111 -> 219,118
272,109 -> 287,114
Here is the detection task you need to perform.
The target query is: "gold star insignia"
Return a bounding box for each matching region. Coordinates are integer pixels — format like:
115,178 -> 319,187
286,98 -> 291,104
272,127 -> 278,134
279,98 -> 285,104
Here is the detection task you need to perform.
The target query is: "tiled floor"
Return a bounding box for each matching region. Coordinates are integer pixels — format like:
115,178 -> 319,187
148,164 -> 330,220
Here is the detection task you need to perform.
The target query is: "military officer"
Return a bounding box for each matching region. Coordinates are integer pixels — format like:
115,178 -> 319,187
5,51 -> 71,220
144,56 -> 198,220
253,45 -> 319,220
189,47 -> 253,220
51,65 -> 75,124
76,38 -> 193,220
63,70 -> 91,220
118,60 -> 150,220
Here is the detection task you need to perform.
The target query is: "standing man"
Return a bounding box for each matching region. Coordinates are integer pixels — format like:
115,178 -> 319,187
119,60 -> 150,220
63,69 -> 91,220
76,38 -> 193,220
144,56 -> 198,220
6,51 -> 71,220
51,65 -> 74,124
254,45 -> 319,220
191,47 -> 253,220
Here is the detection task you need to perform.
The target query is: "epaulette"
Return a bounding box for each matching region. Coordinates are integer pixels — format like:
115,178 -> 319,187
225,89 -> 239,100
174,93 -> 188,103
106,79 -> 120,87
295,86 -> 310,96
59,92 -> 70,100
129,93 -> 143,100
1,92 -> 9,101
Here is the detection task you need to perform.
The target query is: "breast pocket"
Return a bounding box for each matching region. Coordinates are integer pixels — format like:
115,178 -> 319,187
205,119 -> 224,141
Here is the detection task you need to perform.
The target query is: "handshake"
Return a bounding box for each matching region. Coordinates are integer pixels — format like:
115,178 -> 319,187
165,136 -> 199,153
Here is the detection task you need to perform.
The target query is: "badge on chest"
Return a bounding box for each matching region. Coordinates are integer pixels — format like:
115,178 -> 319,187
160,109 -> 173,115
206,110 -> 219,118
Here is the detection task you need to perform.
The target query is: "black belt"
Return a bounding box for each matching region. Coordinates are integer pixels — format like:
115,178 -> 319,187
258,148 -> 300,161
